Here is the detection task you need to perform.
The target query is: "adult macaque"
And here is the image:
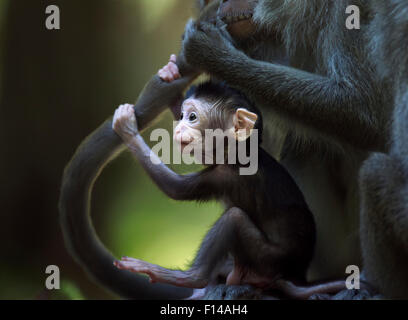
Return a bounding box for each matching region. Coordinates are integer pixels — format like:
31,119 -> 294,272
113,57 -> 354,300
359,0 -> 408,299
183,0 -> 392,284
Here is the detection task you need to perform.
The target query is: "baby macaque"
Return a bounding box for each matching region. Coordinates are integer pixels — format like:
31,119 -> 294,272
112,56 -> 344,299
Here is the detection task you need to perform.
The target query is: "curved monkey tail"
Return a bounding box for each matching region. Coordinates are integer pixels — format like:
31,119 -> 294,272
58,119 -> 190,299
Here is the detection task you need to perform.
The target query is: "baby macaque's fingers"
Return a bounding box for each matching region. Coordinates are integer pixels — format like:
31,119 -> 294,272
158,69 -> 165,78
170,54 -> 177,63
163,66 -> 175,82
114,260 -> 140,271
118,257 -> 150,267
114,104 -> 132,122
125,105 -> 136,122
158,69 -> 172,82
113,106 -> 124,125
158,61 -> 182,82
169,62 -> 181,78
168,63 -> 180,80
121,256 -> 139,262
125,104 -> 134,113
118,105 -> 126,118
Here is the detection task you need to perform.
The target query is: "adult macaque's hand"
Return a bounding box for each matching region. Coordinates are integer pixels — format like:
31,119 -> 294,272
182,19 -> 239,72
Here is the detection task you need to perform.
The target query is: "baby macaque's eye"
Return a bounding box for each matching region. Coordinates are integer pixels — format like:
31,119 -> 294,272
180,112 -> 184,120
189,112 -> 197,122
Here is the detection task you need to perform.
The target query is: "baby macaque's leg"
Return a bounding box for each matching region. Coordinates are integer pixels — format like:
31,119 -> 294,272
158,54 -> 181,83
185,259 -> 234,300
114,257 -> 208,289
191,207 -> 285,290
226,260 -> 278,289
274,279 -> 347,300
157,54 -> 183,118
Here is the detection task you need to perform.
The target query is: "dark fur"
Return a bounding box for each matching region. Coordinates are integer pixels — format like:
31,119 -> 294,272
190,145 -> 316,282
359,0 -> 408,299
122,81 -> 316,288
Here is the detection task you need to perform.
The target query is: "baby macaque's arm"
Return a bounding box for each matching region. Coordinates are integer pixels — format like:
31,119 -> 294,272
158,54 -> 184,118
112,104 -> 214,201
131,54 -> 199,130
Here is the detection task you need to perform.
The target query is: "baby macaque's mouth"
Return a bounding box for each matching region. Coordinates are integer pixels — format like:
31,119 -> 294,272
220,12 -> 253,25
180,141 -> 192,150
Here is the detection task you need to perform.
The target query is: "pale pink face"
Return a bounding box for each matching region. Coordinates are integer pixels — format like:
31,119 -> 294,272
174,96 -> 258,159
174,98 -> 208,153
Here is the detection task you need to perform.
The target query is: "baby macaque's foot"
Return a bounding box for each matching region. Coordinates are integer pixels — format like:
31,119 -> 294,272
114,256 -> 208,288
158,54 -> 180,83
186,288 -> 208,300
274,279 -> 347,300
114,257 -> 161,283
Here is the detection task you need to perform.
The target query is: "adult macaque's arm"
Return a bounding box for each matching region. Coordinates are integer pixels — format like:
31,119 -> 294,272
182,21 -> 382,150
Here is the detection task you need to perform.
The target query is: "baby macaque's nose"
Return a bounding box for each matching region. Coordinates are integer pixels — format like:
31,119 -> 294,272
174,125 -> 186,142
175,123 -> 188,135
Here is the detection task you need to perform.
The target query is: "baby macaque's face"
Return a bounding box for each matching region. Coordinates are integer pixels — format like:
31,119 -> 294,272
174,96 -> 258,159
174,98 -> 210,153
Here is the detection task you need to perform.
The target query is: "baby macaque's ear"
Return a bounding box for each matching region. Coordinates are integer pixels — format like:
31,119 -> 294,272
233,108 -> 258,141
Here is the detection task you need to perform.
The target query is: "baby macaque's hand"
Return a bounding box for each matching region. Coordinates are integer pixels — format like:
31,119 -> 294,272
113,104 -> 139,144
158,54 -> 181,83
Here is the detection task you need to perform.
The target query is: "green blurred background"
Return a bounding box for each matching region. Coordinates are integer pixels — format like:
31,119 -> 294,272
0,0 -> 222,299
